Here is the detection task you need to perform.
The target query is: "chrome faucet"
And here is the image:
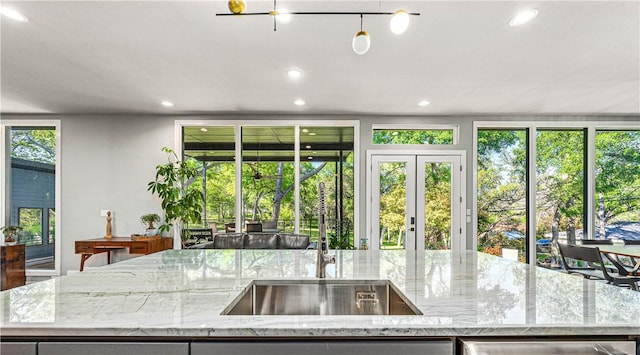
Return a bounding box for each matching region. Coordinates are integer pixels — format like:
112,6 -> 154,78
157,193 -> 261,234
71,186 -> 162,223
316,182 -> 335,278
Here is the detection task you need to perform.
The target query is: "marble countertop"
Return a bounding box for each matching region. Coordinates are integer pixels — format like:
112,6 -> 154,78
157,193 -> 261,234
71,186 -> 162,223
1,250 -> 639,338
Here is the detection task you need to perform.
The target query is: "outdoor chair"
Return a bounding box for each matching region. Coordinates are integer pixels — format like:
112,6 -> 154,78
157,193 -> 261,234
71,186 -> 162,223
245,221 -> 262,233
559,244 -> 640,291
224,223 -> 236,233
262,220 -> 278,233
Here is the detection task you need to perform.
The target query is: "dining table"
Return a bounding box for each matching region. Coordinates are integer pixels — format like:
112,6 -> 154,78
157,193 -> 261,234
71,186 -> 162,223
592,243 -> 640,273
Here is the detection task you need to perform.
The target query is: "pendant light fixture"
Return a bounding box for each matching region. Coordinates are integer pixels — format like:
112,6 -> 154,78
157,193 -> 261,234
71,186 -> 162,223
390,10 -> 410,34
217,1 -> 419,54
227,0 -> 246,15
352,14 -> 370,55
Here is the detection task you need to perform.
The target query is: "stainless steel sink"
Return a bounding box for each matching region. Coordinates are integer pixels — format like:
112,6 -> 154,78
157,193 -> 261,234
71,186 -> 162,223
222,279 -> 422,316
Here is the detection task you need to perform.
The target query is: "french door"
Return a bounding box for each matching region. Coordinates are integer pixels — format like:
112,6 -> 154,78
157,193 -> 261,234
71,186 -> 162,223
369,153 -> 464,252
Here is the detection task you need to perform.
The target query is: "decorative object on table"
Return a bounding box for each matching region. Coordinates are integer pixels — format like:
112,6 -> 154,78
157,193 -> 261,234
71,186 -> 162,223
105,211 -> 113,239
1,225 -> 22,245
147,147 -> 204,247
360,238 -> 369,250
131,234 -> 161,241
140,213 -> 161,236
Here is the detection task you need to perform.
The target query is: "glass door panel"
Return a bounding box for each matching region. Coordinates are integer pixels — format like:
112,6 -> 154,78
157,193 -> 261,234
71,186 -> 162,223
371,154 -> 462,252
371,156 -> 415,250
419,160 -> 453,250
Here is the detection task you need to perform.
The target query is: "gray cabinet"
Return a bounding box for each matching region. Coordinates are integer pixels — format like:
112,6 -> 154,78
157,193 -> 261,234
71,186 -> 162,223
191,340 -> 453,355
38,342 -> 189,355
0,342 -> 37,355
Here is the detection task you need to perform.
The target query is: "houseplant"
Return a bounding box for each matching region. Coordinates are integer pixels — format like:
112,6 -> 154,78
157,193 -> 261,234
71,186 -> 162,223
140,213 -> 161,236
147,147 -> 204,246
1,225 -> 22,245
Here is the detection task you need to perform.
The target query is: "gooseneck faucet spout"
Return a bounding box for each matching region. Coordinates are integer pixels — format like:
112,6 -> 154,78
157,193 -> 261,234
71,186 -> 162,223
316,182 -> 336,278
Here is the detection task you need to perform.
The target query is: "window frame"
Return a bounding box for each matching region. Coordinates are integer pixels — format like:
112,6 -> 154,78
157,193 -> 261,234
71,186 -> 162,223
175,119 -> 360,247
473,120 -> 640,264
0,119 -> 61,276
372,124 -> 459,146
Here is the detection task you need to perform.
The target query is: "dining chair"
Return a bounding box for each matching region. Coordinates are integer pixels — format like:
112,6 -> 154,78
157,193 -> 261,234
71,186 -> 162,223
557,243 -> 606,280
559,244 -> 639,291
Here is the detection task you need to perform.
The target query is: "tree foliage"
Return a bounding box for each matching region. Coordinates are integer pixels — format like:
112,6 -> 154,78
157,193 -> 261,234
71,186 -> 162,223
10,128 -> 56,164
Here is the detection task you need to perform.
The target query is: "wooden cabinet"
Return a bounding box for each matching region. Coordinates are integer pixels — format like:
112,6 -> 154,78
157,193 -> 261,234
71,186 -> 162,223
1,244 -> 26,291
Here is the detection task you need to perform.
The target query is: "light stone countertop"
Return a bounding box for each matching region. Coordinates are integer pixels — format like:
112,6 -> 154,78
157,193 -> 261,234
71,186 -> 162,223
1,250 -> 639,338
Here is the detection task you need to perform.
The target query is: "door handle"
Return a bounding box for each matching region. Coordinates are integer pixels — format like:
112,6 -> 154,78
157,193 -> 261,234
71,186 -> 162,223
410,217 -> 415,225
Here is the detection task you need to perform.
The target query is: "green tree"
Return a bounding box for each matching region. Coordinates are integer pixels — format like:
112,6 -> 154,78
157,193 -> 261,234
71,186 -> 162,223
536,131 -> 584,246
10,128 -> 56,164
595,131 -> 640,235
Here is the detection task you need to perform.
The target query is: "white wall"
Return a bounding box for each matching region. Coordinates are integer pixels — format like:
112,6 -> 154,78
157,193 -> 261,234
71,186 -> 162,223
61,115 -> 175,273
3,114 -> 639,275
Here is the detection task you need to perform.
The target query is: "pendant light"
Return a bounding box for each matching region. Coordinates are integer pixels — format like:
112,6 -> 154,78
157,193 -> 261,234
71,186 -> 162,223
352,14 -> 370,55
390,10 -> 409,34
228,0 -> 246,14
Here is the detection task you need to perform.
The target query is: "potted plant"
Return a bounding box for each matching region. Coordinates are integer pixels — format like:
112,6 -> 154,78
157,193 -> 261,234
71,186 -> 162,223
147,147 -> 204,247
140,213 -> 161,236
1,225 -> 22,245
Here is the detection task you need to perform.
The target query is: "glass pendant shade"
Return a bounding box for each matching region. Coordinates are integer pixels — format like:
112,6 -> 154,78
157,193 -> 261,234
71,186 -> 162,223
352,31 -> 370,55
228,0 -> 246,14
390,10 -> 409,34
275,9 -> 293,24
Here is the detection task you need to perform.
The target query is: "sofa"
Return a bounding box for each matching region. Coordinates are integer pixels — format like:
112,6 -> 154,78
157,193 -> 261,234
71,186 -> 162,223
198,232 -> 310,249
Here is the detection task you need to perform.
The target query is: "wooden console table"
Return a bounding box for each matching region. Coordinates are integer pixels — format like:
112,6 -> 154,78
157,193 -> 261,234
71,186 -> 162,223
1,244 -> 26,290
75,237 -> 173,271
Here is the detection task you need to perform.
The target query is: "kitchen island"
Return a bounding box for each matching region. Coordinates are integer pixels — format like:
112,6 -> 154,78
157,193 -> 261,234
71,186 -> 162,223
1,250 -> 639,354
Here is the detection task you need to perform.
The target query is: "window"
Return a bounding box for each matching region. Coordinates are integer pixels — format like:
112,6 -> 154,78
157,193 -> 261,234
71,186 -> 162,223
373,125 -> 457,145
48,208 -> 55,244
477,122 -> 640,267
300,126 -> 355,248
536,130 -> 585,257
476,129 -> 528,261
594,130 -> 640,241
183,126 -> 236,231
241,126 -> 295,232
18,208 -> 43,246
181,122 -> 357,244
3,125 -> 58,273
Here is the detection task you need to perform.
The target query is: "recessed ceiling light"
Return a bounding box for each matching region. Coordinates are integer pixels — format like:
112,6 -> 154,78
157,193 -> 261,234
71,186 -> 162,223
302,129 -> 309,133
200,128 -> 208,132
309,132 -> 316,136
509,9 -> 538,26
392,131 -> 399,136
308,156 -> 313,160
294,99 -> 305,106
418,100 -> 431,107
0,6 -> 28,22
287,68 -> 303,79
161,101 -> 174,107
305,145 -> 312,149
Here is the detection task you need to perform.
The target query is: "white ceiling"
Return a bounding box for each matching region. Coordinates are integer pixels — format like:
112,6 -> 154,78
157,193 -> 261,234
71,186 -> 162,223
1,1 -> 639,116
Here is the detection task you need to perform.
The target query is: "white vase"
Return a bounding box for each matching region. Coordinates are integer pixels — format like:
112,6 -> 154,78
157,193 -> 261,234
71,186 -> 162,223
146,228 -> 157,237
